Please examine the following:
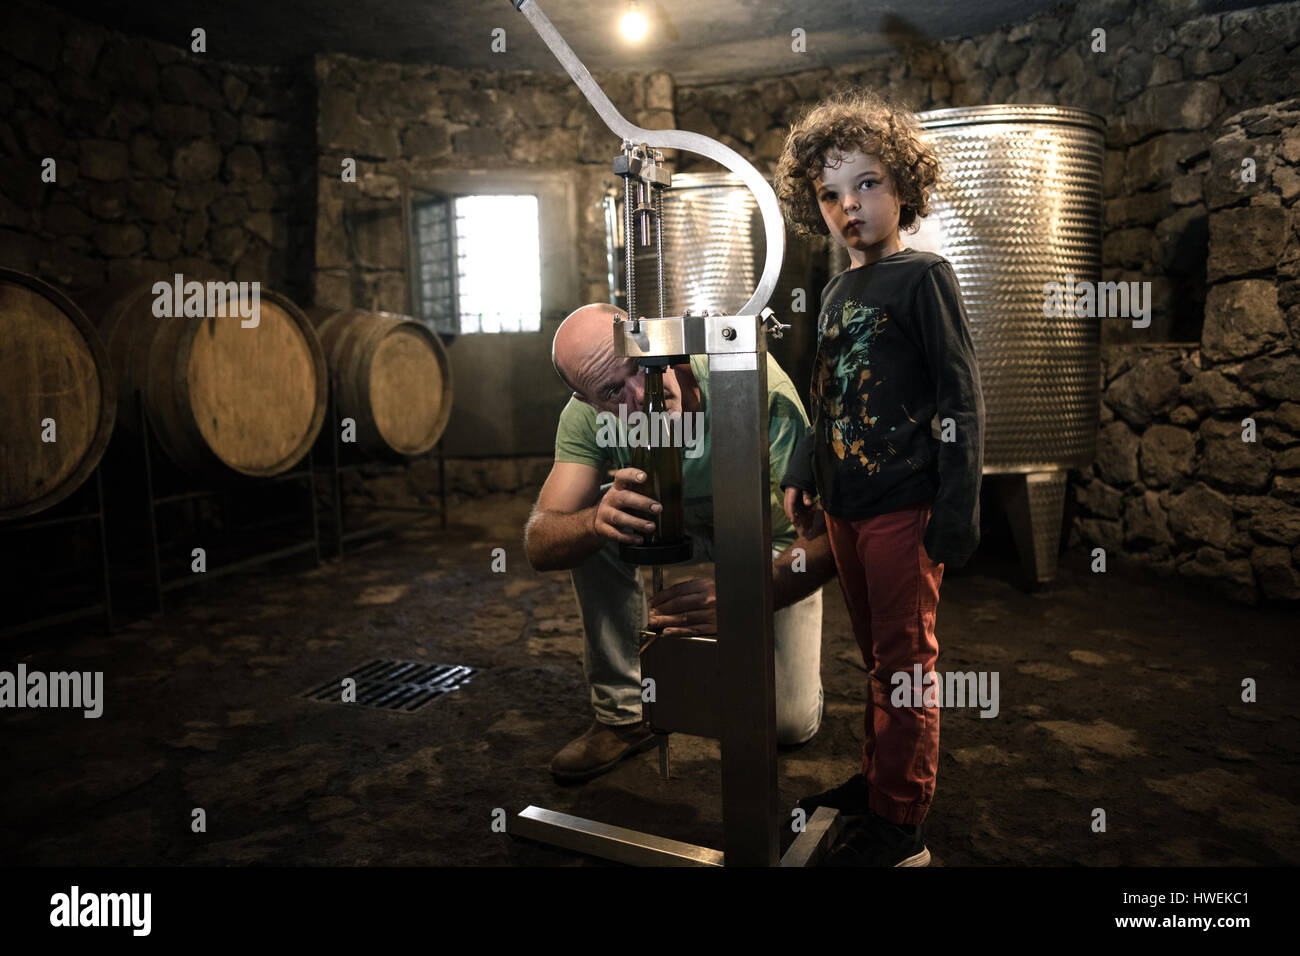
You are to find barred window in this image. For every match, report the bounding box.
[411,192,542,334]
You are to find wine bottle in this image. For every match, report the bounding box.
[630,366,684,546]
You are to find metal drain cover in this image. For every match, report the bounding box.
[303,659,476,712]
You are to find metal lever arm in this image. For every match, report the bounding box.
[506,0,785,318]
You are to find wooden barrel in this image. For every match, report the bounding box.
[81,278,327,478]
[1,269,116,519]
[309,308,453,459]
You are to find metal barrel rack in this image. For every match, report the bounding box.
[126,389,321,617]
[313,378,448,562]
[0,467,113,640]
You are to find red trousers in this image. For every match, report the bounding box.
[825,498,944,826]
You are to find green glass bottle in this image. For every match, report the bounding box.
[630,366,685,547]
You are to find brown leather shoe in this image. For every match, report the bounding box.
[549,719,657,781]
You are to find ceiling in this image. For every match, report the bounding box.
[41,0,1257,84]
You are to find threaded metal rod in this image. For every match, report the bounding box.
[653,184,665,320]
[624,173,637,320]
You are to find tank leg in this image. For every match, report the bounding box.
[997,471,1068,587]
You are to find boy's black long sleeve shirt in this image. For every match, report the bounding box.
[781,247,986,569]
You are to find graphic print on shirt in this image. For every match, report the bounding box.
[813,299,896,474]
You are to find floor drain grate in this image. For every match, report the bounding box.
[302,659,477,712]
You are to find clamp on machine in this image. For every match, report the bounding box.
[505,0,838,867]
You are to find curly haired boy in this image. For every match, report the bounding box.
[775,87,986,866]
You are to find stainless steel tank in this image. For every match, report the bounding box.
[604,170,817,396]
[605,171,761,316]
[911,105,1106,584]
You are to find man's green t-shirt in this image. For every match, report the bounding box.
[553,353,809,552]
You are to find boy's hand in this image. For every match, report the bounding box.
[784,486,821,538]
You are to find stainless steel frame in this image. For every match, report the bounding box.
[503,0,833,867]
[520,309,789,867]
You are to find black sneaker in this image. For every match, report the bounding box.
[795,772,871,817]
[824,811,931,867]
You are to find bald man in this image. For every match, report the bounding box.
[524,303,837,781]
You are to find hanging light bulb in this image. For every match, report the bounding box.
[620,1,649,43]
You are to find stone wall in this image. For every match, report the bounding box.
[1073,99,1300,604]
[338,456,554,513]
[675,0,1300,346]
[310,53,674,311]
[0,0,314,300]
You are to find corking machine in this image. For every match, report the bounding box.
[504,0,841,867]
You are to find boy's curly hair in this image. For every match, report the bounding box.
[774,87,940,239]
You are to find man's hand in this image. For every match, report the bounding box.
[648,578,717,636]
[783,485,824,538]
[593,467,662,545]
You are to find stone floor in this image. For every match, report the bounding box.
[2,491,1297,866]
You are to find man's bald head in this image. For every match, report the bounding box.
[552,303,627,396]
[552,303,697,417]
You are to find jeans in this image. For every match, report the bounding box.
[824,498,944,826]
[569,489,824,746]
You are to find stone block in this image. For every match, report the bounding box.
[1196,418,1273,493]
[1175,546,1257,604]
[1250,546,1300,600]
[1124,489,1174,547]
[1105,356,1181,426]
[224,144,263,183]
[1096,420,1140,485]
[1238,353,1300,403]
[172,139,222,181]
[78,139,129,181]
[1207,205,1288,282]
[1139,423,1195,487]
[92,222,146,257]
[1179,366,1255,414]
[161,64,224,109]
[1127,81,1219,133]
[1167,481,1234,547]
[1201,280,1287,361]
